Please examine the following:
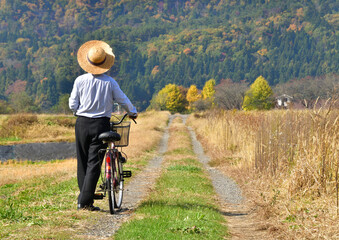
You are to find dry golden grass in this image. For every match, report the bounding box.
[0,111,170,187]
[24,124,75,143]
[122,111,170,172]
[0,159,77,186]
[0,115,7,125]
[125,110,169,158]
[0,114,76,144]
[188,107,339,239]
[0,111,170,146]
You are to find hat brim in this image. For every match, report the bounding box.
[77,40,115,74]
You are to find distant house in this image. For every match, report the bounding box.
[276,94,293,109]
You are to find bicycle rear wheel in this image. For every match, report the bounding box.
[105,152,115,214]
[107,177,115,214]
[111,151,124,209]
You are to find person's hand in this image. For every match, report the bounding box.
[129,113,138,119]
[129,113,138,123]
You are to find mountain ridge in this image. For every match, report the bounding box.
[0,0,338,111]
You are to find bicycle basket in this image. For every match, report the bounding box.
[111,121,131,147]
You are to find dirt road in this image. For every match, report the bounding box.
[81,114,270,239]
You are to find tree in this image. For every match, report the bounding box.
[186,85,201,110]
[56,93,72,114]
[215,79,248,110]
[273,74,339,108]
[0,100,14,114]
[9,92,39,113]
[202,79,216,103]
[148,84,186,113]
[242,76,274,110]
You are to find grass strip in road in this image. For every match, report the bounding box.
[115,116,229,240]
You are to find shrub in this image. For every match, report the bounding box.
[45,117,76,127]
[0,114,38,139]
[6,114,38,126]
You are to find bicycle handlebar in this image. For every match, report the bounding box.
[111,113,137,125]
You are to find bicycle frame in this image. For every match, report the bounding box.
[105,143,116,179]
[97,113,134,214]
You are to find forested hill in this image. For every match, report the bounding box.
[0,0,338,111]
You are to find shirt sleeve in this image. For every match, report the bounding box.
[69,79,80,114]
[111,80,137,116]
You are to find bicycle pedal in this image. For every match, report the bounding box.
[94,193,104,200]
[122,171,132,178]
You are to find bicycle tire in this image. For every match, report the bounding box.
[112,154,124,209]
[105,152,115,214]
[107,178,115,214]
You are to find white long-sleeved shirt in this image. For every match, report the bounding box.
[69,73,137,118]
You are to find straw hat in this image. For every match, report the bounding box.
[77,40,115,74]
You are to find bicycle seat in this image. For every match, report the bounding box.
[98,131,121,142]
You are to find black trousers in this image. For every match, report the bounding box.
[75,116,110,206]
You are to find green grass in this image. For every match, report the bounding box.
[115,118,229,239]
[0,172,82,239]
[115,156,229,239]
[0,136,21,143]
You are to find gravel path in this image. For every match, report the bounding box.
[81,115,174,239]
[181,114,244,205]
[81,114,267,239]
[182,115,271,240]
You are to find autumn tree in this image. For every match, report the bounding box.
[186,85,201,110]
[148,84,186,113]
[202,79,216,101]
[242,76,274,110]
[0,1,337,113]
[195,79,216,110]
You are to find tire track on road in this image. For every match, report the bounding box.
[82,115,174,239]
[182,114,272,240]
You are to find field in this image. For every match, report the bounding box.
[188,107,339,239]
[1,109,338,239]
[0,111,170,239]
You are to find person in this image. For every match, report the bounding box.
[69,40,137,211]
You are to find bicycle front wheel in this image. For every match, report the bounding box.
[112,153,124,209]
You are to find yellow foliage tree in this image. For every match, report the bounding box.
[186,85,201,110]
[242,75,274,110]
[151,84,186,113]
[202,79,216,103]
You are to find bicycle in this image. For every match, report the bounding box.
[96,113,135,214]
